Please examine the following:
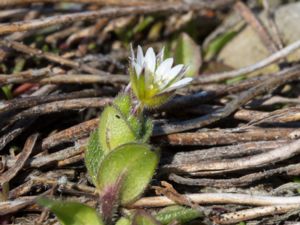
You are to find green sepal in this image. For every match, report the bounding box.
[142,92,173,109]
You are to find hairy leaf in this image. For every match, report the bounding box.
[156,205,203,225]
[98,105,138,153]
[85,129,104,185]
[38,198,104,225]
[97,143,159,205]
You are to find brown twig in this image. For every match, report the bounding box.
[195,40,300,83]
[0,196,37,216]
[170,140,289,164]
[131,193,300,208]
[156,128,297,146]
[241,106,300,129]
[0,3,210,35]
[5,140,86,168]
[214,204,300,224]
[155,65,300,135]
[0,40,105,74]
[30,175,95,194]
[234,0,278,53]
[0,67,51,86]
[0,119,35,152]
[0,0,160,7]
[0,8,28,19]
[0,134,38,184]
[164,137,300,175]
[169,162,300,188]
[41,118,98,150]
[160,73,281,113]
[9,180,34,199]
[2,97,111,129]
[262,0,284,49]
[38,74,129,85]
[0,89,114,115]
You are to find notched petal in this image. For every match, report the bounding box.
[134,62,143,78]
[156,58,174,80]
[163,77,193,92]
[137,45,144,66]
[145,47,156,73]
[168,64,184,81]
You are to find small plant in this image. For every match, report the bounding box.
[38,46,200,225]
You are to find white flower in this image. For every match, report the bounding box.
[129,45,193,107]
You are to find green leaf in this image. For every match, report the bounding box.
[113,94,142,140]
[98,93,153,153]
[13,57,26,73]
[132,210,162,225]
[172,32,202,77]
[1,85,13,100]
[85,129,104,185]
[86,94,153,186]
[97,143,159,205]
[155,205,203,225]
[37,198,104,225]
[204,30,237,61]
[113,94,132,117]
[98,105,138,153]
[148,22,163,41]
[133,16,155,34]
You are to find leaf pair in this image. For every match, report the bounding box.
[85,93,157,219]
[85,94,153,186]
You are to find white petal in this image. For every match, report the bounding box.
[168,64,184,80]
[159,64,184,89]
[137,45,144,66]
[156,47,165,64]
[144,67,152,88]
[162,77,193,92]
[144,47,156,73]
[130,44,135,61]
[156,58,173,81]
[134,62,143,77]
